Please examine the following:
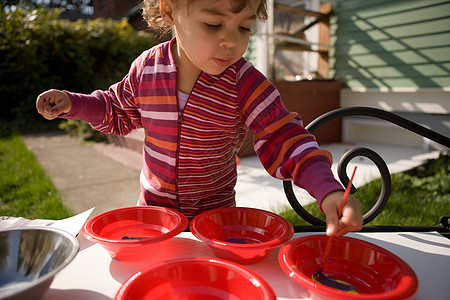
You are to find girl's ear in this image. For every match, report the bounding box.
[160,0,175,25]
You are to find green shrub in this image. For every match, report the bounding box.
[0,8,157,132]
[58,119,107,142]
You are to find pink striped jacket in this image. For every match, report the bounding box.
[64,39,343,219]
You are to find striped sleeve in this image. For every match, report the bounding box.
[91,51,149,135]
[63,50,151,136]
[236,60,344,206]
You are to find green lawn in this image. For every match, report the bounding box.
[278,152,450,227]
[0,133,73,219]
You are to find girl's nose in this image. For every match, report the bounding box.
[219,29,238,48]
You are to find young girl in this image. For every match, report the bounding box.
[36,0,362,236]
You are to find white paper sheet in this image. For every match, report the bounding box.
[0,207,95,236]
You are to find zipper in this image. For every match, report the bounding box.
[174,72,201,214]
[175,109,183,211]
[177,110,183,125]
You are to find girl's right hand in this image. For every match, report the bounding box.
[36,89,72,120]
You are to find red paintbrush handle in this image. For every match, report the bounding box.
[338,166,357,217]
[320,166,358,271]
[320,235,334,270]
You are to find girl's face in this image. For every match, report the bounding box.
[168,0,260,75]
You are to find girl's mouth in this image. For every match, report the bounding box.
[213,57,233,67]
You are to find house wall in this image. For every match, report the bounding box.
[328,0,449,149]
[329,0,450,89]
[93,0,136,19]
[92,0,148,31]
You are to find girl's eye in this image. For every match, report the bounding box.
[240,22,257,34]
[205,23,221,30]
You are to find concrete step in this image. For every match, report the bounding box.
[106,128,144,153]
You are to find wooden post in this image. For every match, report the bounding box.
[318,3,331,79]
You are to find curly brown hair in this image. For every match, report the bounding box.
[142,0,268,34]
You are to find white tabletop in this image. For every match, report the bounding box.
[42,231,450,300]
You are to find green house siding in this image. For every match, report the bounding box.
[329,0,450,89]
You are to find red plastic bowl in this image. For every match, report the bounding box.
[278,235,419,299]
[82,206,188,261]
[190,207,294,264]
[115,257,276,300]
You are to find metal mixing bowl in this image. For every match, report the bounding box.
[0,227,79,300]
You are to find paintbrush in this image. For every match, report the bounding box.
[312,166,358,293]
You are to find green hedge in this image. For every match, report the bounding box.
[0,8,157,128]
